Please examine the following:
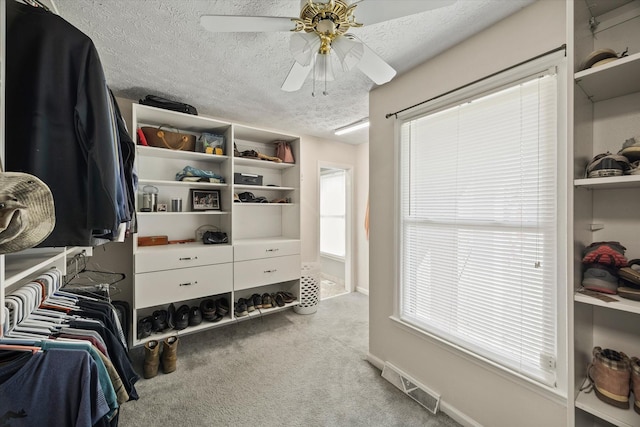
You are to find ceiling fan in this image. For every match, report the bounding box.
[200,0,456,95]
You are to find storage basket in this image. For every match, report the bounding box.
[294,262,320,315]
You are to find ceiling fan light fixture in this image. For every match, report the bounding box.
[334,118,369,135]
[332,34,364,71]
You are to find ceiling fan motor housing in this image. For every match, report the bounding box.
[294,0,362,54]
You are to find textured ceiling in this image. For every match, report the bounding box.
[54,0,535,145]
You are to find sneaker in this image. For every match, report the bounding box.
[631,358,640,415]
[627,160,640,175]
[585,152,630,178]
[582,241,628,268]
[582,265,619,294]
[252,293,263,310]
[174,305,190,330]
[137,316,153,339]
[189,306,202,326]
[245,296,255,312]
[587,347,630,409]
[234,299,248,317]
[200,299,217,321]
[618,266,640,286]
[261,293,273,309]
[618,136,640,162]
[216,297,230,317]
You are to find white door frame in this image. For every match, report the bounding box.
[318,161,353,293]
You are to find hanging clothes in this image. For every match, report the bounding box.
[5,0,126,246]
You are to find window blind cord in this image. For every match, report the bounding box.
[384,44,566,120]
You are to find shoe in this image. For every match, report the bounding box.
[246,296,255,312]
[252,294,262,309]
[582,241,628,268]
[585,153,630,178]
[618,136,640,162]
[216,297,229,317]
[587,347,630,409]
[234,299,248,317]
[152,309,168,332]
[279,291,295,303]
[174,305,190,330]
[143,340,161,379]
[161,336,179,374]
[627,160,640,175]
[272,292,285,307]
[262,293,273,309]
[618,266,640,286]
[200,299,217,321]
[631,357,640,415]
[167,303,176,329]
[137,316,153,339]
[618,286,640,301]
[189,306,203,326]
[582,265,619,294]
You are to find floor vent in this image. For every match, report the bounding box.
[381,362,441,414]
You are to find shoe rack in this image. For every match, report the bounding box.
[570,0,640,425]
[131,104,301,347]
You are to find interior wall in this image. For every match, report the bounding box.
[368,1,567,427]
[356,142,369,293]
[320,255,345,284]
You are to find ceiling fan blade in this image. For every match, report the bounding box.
[200,15,296,32]
[333,35,364,72]
[353,0,456,25]
[357,43,396,85]
[281,61,312,92]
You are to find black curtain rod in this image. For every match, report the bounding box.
[385,44,567,119]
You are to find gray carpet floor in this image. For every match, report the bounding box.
[121,293,461,427]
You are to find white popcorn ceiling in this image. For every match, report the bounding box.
[54,0,535,145]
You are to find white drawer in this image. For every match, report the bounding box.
[135,263,232,308]
[135,244,233,273]
[234,239,300,262]
[234,255,301,291]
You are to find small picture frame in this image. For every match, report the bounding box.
[156,203,168,212]
[190,189,221,211]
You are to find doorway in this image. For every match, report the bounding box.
[318,163,352,300]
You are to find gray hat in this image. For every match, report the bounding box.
[0,172,55,254]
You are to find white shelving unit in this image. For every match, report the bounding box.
[570,0,640,425]
[130,104,301,347]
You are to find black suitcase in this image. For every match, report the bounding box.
[139,95,198,115]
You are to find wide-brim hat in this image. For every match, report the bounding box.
[580,48,618,71]
[0,172,55,254]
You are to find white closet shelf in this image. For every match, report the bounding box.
[136,145,229,162]
[574,175,640,189]
[233,184,295,191]
[138,179,227,189]
[3,247,88,289]
[574,52,640,102]
[135,241,231,254]
[233,203,294,207]
[234,157,296,169]
[137,211,229,216]
[574,292,640,315]
[234,237,300,246]
[235,300,299,321]
[576,387,638,427]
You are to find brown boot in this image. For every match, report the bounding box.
[161,336,179,374]
[143,340,161,379]
[589,347,630,409]
[632,357,640,415]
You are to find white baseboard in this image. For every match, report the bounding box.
[366,352,384,370]
[356,286,369,296]
[439,401,484,427]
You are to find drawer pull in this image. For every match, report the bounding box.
[266,248,279,252]
[179,281,197,287]
[179,256,198,261]
[263,269,277,273]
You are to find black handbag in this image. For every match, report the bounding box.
[203,230,228,244]
[139,95,198,115]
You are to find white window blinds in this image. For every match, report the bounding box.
[399,68,559,386]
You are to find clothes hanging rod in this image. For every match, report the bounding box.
[385,44,566,119]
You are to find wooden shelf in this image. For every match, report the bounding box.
[576,385,638,427]
[233,184,295,191]
[136,145,229,162]
[574,52,640,102]
[574,175,640,189]
[234,157,296,169]
[575,292,640,315]
[138,179,227,188]
[137,211,229,216]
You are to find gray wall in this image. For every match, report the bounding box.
[368,1,567,426]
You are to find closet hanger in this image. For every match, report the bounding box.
[18,0,50,12]
[64,253,124,300]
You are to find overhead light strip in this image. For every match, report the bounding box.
[334,118,369,135]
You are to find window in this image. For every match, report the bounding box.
[320,169,346,258]
[398,54,565,387]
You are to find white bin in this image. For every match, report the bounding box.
[294,262,320,314]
